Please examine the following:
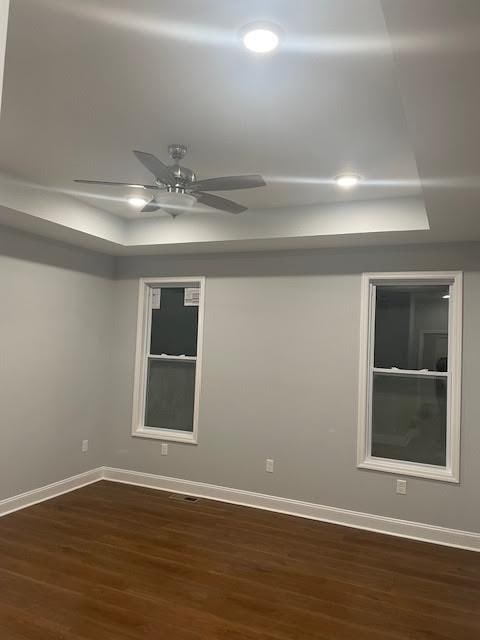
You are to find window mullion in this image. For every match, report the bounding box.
[373,367,448,378]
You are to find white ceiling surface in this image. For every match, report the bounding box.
[0,0,478,254]
[381,0,480,246]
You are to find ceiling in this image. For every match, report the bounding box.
[0,0,479,254]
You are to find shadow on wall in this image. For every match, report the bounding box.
[0,224,114,277]
[116,241,480,279]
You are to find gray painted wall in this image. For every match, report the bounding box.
[0,226,114,499]
[0,0,8,116]
[109,243,480,534]
[1,226,479,536]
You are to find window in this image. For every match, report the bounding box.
[357,272,462,482]
[132,277,205,443]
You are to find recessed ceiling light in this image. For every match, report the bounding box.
[242,23,281,53]
[335,173,361,190]
[127,196,148,208]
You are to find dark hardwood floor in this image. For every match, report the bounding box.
[0,481,478,639]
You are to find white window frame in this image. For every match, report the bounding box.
[357,272,463,483]
[131,276,206,444]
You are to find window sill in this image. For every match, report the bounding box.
[148,354,197,362]
[132,427,198,445]
[358,457,459,483]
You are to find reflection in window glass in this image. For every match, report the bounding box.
[372,373,447,466]
[374,285,449,371]
[145,359,196,431]
[150,288,198,357]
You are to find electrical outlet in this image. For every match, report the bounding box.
[81,440,89,453]
[396,479,407,495]
[161,443,168,456]
[266,458,274,473]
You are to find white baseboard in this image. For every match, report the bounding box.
[1,466,478,552]
[103,467,480,552]
[0,467,104,518]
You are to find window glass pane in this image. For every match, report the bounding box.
[371,372,447,466]
[374,285,449,371]
[145,359,195,431]
[150,288,198,356]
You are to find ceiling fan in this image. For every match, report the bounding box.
[74,144,266,217]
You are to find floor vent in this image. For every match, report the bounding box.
[169,493,200,503]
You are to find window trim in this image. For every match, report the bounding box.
[357,271,463,483]
[131,276,206,444]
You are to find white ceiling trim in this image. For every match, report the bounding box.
[0,170,428,255]
[0,171,126,244]
[126,196,429,248]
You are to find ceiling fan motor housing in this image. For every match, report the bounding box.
[160,165,196,190]
[168,144,188,162]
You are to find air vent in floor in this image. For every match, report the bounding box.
[169,493,200,503]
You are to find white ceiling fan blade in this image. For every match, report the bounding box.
[133,150,176,184]
[141,199,163,213]
[194,191,247,214]
[193,175,265,192]
[74,179,159,189]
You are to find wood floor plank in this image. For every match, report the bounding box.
[0,481,478,639]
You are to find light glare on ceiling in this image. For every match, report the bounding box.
[243,26,280,53]
[335,173,361,189]
[128,196,148,208]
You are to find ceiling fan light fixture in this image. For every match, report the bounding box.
[127,196,149,208]
[334,173,361,190]
[242,23,281,53]
[159,192,197,216]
